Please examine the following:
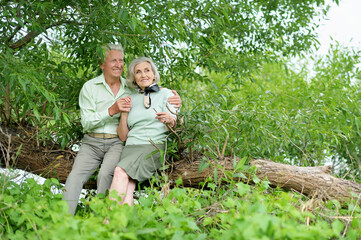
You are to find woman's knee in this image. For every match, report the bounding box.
[113,167,129,180]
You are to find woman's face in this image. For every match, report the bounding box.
[134,61,155,90]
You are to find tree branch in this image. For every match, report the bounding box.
[8,20,81,50]
[5,25,22,45]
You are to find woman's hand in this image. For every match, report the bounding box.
[155,112,176,127]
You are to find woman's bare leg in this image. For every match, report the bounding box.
[122,179,136,205]
[109,167,130,204]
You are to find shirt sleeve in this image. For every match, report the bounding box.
[79,83,112,132]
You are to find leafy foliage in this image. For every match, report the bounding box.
[173,44,361,179]
[1,0,333,147]
[1,168,361,239]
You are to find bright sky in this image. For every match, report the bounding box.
[316,0,361,55]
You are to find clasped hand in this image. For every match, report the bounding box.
[118,96,132,112]
[109,96,132,116]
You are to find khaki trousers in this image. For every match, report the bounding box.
[63,134,123,215]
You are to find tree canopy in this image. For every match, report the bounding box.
[1,0,333,145]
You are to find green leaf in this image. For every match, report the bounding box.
[203,217,213,226]
[51,178,60,185]
[234,156,247,172]
[131,17,137,31]
[198,156,210,173]
[32,107,41,121]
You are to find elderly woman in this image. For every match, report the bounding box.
[109,57,177,205]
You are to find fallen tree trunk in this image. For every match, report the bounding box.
[251,159,361,204]
[165,156,361,204]
[1,125,361,204]
[0,126,74,182]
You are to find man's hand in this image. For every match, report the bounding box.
[168,90,182,108]
[108,96,132,117]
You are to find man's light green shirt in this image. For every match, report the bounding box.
[79,74,133,134]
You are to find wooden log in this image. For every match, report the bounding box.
[250,159,361,204]
[167,157,361,204]
[0,126,86,187]
[1,126,361,204]
[166,154,235,187]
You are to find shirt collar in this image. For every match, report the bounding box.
[94,74,126,88]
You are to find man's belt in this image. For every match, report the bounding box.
[87,133,118,139]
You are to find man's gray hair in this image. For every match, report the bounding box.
[126,57,160,89]
[102,43,124,54]
[99,44,124,63]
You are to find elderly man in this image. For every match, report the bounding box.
[63,44,181,215]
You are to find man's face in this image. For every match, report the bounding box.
[100,50,124,79]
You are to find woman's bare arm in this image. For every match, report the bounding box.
[117,112,129,142]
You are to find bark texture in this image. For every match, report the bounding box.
[166,153,235,186]
[0,125,76,185]
[250,159,361,203]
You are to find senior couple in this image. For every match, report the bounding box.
[63,44,181,215]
